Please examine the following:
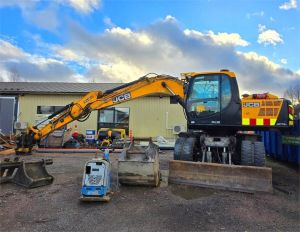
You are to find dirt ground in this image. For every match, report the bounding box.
[0,151,299,232]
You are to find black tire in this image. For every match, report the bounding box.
[174,137,185,160]
[181,137,196,161]
[254,141,266,167]
[241,140,254,166]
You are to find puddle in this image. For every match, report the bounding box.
[170,184,217,200]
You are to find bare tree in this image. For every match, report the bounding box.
[9,67,21,82]
[284,84,300,105]
[90,77,96,83]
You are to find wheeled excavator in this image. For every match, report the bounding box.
[14,70,294,192]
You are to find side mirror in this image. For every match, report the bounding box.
[170,96,179,104]
[184,82,189,95]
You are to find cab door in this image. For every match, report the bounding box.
[186,74,221,125]
[186,73,241,128]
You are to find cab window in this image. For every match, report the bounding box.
[221,75,232,109]
[187,75,220,116]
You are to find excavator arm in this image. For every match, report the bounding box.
[16,74,185,153]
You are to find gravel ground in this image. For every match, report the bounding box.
[0,151,299,232]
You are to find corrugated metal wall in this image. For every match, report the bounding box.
[121,96,186,138]
[18,94,186,138]
[18,94,96,135]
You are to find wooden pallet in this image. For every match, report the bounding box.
[0,149,15,156]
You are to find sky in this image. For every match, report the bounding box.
[0,0,299,96]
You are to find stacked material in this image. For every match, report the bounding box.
[39,129,71,148]
[0,131,15,156]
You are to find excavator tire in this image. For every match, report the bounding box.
[254,141,266,167]
[181,137,196,161]
[174,137,185,160]
[241,140,254,166]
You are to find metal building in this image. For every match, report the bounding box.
[0,82,186,138]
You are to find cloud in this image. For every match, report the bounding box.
[103,17,116,28]
[63,0,101,14]
[0,0,101,32]
[257,25,283,46]
[87,60,145,83]
[1,16,299,97]
[22,4,59,32]
[0,0,35,8]
[280,58,288,64]
[62,17,298,95]
[258,24,266,32]
[279,0,298,10]
[164,15,177,22]
[184,29,250,47]
[0,1,59,32]
[0,39,76,82]
[0,40,27,60]
[105,27,153,46]
[246,11,264,19]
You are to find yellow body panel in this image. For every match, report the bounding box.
[241,95,283,126]
[181,70,236,79]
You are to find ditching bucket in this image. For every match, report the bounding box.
[118,138,160,187]
[0,158,54,188]
[169,160,272,193]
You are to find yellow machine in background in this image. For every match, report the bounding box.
[241,93,294,126]
[97,128,126,148]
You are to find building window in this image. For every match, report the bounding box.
[98,107,130,134]
[37,106,64,114]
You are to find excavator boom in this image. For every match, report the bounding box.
[25,74,184,143]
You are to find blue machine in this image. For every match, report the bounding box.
[80,150,112,202]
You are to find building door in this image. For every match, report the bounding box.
[0,97,16,134]
[98,107,130,134]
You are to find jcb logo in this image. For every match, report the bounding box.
[113,92,131,103]
[243,102,260,108]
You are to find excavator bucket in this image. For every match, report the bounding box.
[169,160,272,193]
[0,158,54,188]
[118,138,160,187]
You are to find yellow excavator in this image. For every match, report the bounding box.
[15,70,294,192]
[97,128,126,148]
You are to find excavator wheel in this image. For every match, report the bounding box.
[254,141,266,167]
[181,137,196,161]
[241,140,254,166]
[174,137,185,160]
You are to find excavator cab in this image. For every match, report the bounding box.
[183,71,241,134]
[183,70,293,134]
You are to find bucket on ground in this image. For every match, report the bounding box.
[118,138,160,187]
[0,158,54,188]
